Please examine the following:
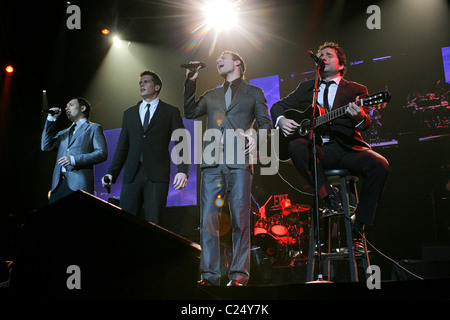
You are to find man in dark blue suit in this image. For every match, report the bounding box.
[102,71,188,225]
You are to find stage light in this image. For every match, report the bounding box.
[113,35,121,45]
[203,0,238,32]
[5,65,13,73]
[101,28,110,35]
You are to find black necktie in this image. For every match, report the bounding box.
[143,103,150,131]
[68,123,76,142]
[323,81,334,111]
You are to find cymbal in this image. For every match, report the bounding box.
[283,204,311,214]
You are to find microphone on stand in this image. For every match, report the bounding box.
[180,62,206,69]
[308,50,325,68]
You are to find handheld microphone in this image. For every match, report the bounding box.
[180,62,206,69]
[42,109,60,116]
[103,176,111,194]
[308,50,325,68]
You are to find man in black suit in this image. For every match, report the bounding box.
[271,42,390,241]
[102,70,188,224]
[184,51,272,286]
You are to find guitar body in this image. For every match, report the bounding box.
[276,105,327,161]
[275,90,391,161]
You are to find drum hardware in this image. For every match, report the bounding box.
[282,204,311,214]
[253,202,312,266]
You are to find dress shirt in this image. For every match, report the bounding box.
[139,98,159,128]
[318,76,341,111]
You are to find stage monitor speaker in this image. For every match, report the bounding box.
[10,191,203,299]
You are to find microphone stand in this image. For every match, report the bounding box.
[308,59,327,282]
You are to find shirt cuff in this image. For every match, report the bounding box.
[275,115,285,128]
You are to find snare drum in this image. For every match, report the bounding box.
[254,219,269,235]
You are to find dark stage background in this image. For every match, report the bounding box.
[1,0,450,284]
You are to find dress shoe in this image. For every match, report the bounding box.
[353,237,366,253]
[227,280,245,287]
[321,189,343,217]
[197,279,215,286]
[351,218,366,253]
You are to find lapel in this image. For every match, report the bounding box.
[67,121,89,147]
[145,100,163,132]
[225,81,248,114]
[217,86,227,112]
[131,102,145,132]
[331,78,350,111]
[135,100,164,133]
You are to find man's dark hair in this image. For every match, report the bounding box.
[140,70,162,92]
[317,41,347,76]
[74,97,91,119]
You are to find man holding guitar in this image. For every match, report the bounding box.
[271,42,390,243]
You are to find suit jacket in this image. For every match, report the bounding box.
[183,79,272,172]
[41,119,108,193]
[270,78,372,151]
[107,100,188,184]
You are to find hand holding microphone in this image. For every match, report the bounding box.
[102,174,113,194]
[42,107,62,117]
[182,61,205,81]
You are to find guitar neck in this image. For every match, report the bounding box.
[315,100,362,126]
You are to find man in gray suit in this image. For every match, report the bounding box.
[184,51,272,286]
[41,98,108,204]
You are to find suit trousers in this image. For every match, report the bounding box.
[199,164,253,285]
[288,138,390,226]
[49,174,75,204]
[119,162,169,224]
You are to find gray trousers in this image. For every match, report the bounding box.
[199,164,253,285]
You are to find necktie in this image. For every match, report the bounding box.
[225,84,232,109]
[143,103,150,131]
[68,123,76,143]
[323,81,334,111]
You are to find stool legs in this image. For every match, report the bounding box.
[340,175,358,282]
[306,174,371,282]
[306,212,316,282]
[349,177,372,280]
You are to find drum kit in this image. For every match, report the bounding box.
[252,201,312,266]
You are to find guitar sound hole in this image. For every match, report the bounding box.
[299,119,310,136]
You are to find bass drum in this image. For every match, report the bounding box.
[252,233,287,266]
[269,214,289,237]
